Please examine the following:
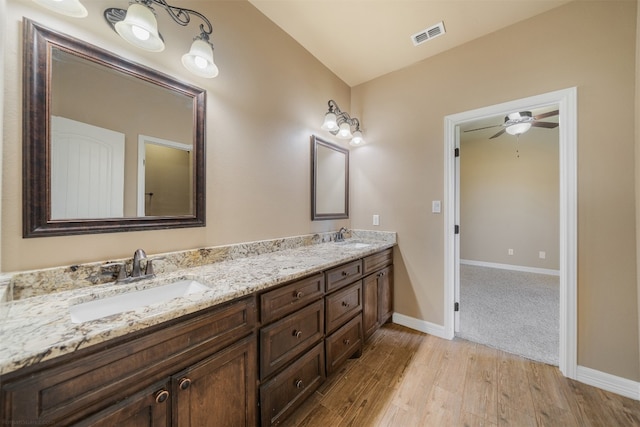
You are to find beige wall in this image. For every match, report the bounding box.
[351,1,639,381]
[3,0,350,271]
[460,130,560,269]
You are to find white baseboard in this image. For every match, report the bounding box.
[393,313,640,401]
[461,259,560,276]
[576,365,640,400]
[392,313,449,339]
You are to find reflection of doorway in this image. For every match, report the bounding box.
[137,135,192,216]
[443,87,577,379]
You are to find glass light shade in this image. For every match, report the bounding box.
[182,39,219,78]
[32,0,88,17]
[114,3,165,52]
[337,122,353,139]
[321,112,338,131]
[505,122,532,136]
[350,130,365,146]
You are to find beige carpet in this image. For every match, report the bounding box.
[456,264,559,365]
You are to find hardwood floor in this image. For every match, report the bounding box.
[280,323,640,427]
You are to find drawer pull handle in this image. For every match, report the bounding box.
[293,330,303,338]
[179,378,192,390]
[294,291,304,299]
[341,271,348,276]
[342,301,350,308]
[155,390,169,404]
[295,379,304,389]
[343,339,351,345]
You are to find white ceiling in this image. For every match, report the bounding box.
[249,0,571,87]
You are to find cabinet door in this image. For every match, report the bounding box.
[362,273,379,341]
[377,266,394,325]
[173,334,257,427]
[72,381,170,427]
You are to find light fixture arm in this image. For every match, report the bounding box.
[146,0,213,37]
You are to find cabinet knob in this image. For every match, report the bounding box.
[341,271,348,276]
[341,301,350,308]
[294,291,304,300]
[295,379,304,389]
[292,330,303,339]
[155,389,169,404]
[343,339,351,346]
[179,378,192,390]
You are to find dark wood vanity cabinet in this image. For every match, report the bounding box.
[0,296,257,427]
[362,249,394,340]
[258,273,326,427]
[324,260,364,377]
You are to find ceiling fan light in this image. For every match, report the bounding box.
[114,3,165,52]
[32,0,88,17]
[506,122,532,136]
[321,112,338,131]
[182,38,219,78]
[337,122,353,139]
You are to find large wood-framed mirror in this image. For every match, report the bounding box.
[311,135,349,220]
[23,19,206,237]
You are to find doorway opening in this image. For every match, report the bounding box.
[456,106,560,365]
[443,88,577,379]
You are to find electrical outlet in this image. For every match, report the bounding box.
[508,248,514,255]
[373,214,380,226]
[539,251,546,259]
[432,200,441,213]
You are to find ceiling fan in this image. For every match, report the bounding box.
[465,110,559,139]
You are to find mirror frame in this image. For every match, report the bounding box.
[311,135,349,220]
[23,19,206,238]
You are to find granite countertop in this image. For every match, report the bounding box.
[0,237,394,376]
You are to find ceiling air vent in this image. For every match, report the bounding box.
[411,21,446,46]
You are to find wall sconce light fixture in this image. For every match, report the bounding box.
[105,0,218,78]
[321,100,365,146]
[32,0,219,78]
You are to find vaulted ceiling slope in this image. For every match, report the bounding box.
[249,0,571,86]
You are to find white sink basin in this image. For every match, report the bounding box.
[70,279,208,324]
[337,241,371,249]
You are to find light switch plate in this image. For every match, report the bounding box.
[432,200,441,213]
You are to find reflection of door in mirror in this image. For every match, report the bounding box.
[137,135,193,217]
[316,144,346,214]
[51,116,125,219]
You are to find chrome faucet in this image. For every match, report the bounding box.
[131,248,147,278]
[336,227,347,242]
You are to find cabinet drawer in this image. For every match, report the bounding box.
[363,248,393,275]
[325,259,362,293]
[325,281,362,334]
[260,342,325,427]
[325,314,363,375]
[260,300,324,380]
[260,273,324,324]
[0,296,257,426]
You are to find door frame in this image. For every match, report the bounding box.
[443,87,577,379]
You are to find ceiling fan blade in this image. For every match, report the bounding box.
[463,124,502,133]
[531,121,559,129]
[489,129,506,139]
[534,110,559,120]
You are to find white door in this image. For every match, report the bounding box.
[51,116,125,219]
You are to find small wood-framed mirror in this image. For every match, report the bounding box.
[23,19,206,237]
[311,135,349,220]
